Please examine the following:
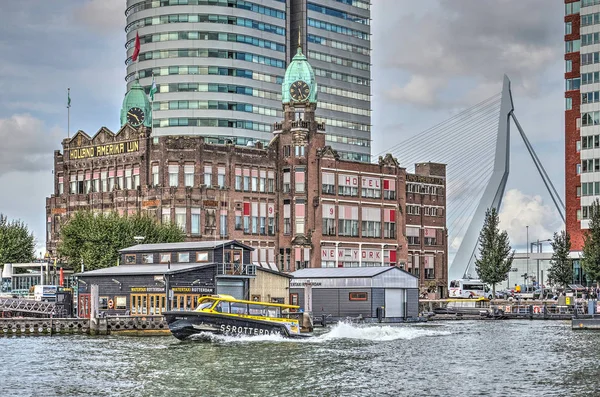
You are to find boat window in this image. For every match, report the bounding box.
[197,299,215,310]
[265,307,280,318]
[248,304,268,316]
[230,302,248,315]
[215,301,230,313]
[449,280,459,288]
[463,284,484,291]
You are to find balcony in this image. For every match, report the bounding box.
[217,263,256,277]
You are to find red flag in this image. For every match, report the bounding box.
[132,32,141,62]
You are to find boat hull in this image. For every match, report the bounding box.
[163,311,309,340]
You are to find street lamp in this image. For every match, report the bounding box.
[531,238,552,287]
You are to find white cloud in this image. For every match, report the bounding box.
[0,114,62,176]
[72,0,125,35]
[499,189,563,247]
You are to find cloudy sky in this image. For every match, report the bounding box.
[0,0,564,256]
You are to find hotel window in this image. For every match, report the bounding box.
[282,169,291,193]
[407,227,420,245]
[175,208,187,231]
[251,169,258,192]
[283,145,291,157]
[133,167,140,189]
[252,202,259,233]
[565,39,580,53]
[235,167,242,190]
[235,209,242,230]
[204,165,212,186]
[407,205,420,215]
[218,166,226,188]
[184,164,195,187]
[338,174,358,196]
[283,201,291,235]
[322,204,336,235]
[267,171,275,193]
[338,205,359,237]
[58,175,64,195]
[85,171,92,193]
[268,202,275,235]
[295,167,306,193]
[566,59,572,73]
[70,174,77,194]
[243,168,250,191]
[259,170,266,192]
[160,253,171,263]
[107,170,114,191]
[295,145,305,157]
[243,202,251,233]
[191,208,201,235]
[384,209,396,238]
[424,256,435,279]
[169,164,179,187]
[116,168,124,190]
[295,201,306,234]
[259,203,267,235]
[220,209,228,237]
[566,21,572,35]
[178,252,190,263]
[383,179,396,200]
[125,167,133,190]
[361,177,381,198]
[322,172,335,194]
[152,164,159,186]
[424,228,437,245]
[197,252,209,262]
[361,207,381,238]
[142,253,154,264]
[92,172,100,192]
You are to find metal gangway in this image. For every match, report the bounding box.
[0,297,62,317]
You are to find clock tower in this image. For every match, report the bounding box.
[120,79,152,129]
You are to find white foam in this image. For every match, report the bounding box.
[313,322,452,342]
[186,323,452,344]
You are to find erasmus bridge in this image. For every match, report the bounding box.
[373,76,565,282]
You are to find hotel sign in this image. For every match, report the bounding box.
[406,174,443,185]
[69,141,140,160]
[321,248,384,261]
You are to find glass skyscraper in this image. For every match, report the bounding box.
[124,0,371,161]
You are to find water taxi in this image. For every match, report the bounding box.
[163,295,313,340]
[434,297,491,315]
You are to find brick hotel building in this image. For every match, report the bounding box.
[46,43,448,295]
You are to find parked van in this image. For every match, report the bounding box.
[513,284,535,300]
[33,285,57,302]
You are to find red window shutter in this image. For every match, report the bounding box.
[243,202,250,216]
[390,209,396,222]
[390,250,397,263]
[383,179,390,190]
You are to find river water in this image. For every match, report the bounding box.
[0,320,598,397]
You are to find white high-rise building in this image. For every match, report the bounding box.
[124,0,371,161]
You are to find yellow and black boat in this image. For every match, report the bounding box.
[163,295,313,340]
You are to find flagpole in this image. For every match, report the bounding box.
[67,88,71,138]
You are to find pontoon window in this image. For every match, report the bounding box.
[265,307,281,318]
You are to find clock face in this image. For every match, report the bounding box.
[289,80,310,102]
[127,107,145,126]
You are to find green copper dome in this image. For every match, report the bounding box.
[120,79,152,128]
[282,46,318,105]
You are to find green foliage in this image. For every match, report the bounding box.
[57,211,185,271]
[475,208,515,298]
[582,199,600,285]
[548,230,572,289]
[0,213,36,264]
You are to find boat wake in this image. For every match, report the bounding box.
[185,322,451,344]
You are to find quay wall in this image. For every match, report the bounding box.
[0,316,169,337]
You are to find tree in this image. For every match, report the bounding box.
[475,207,515,299]
[58,211,185,271]
[582,199,600,286]
[0,213,36,264]
[548,230,572,289]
